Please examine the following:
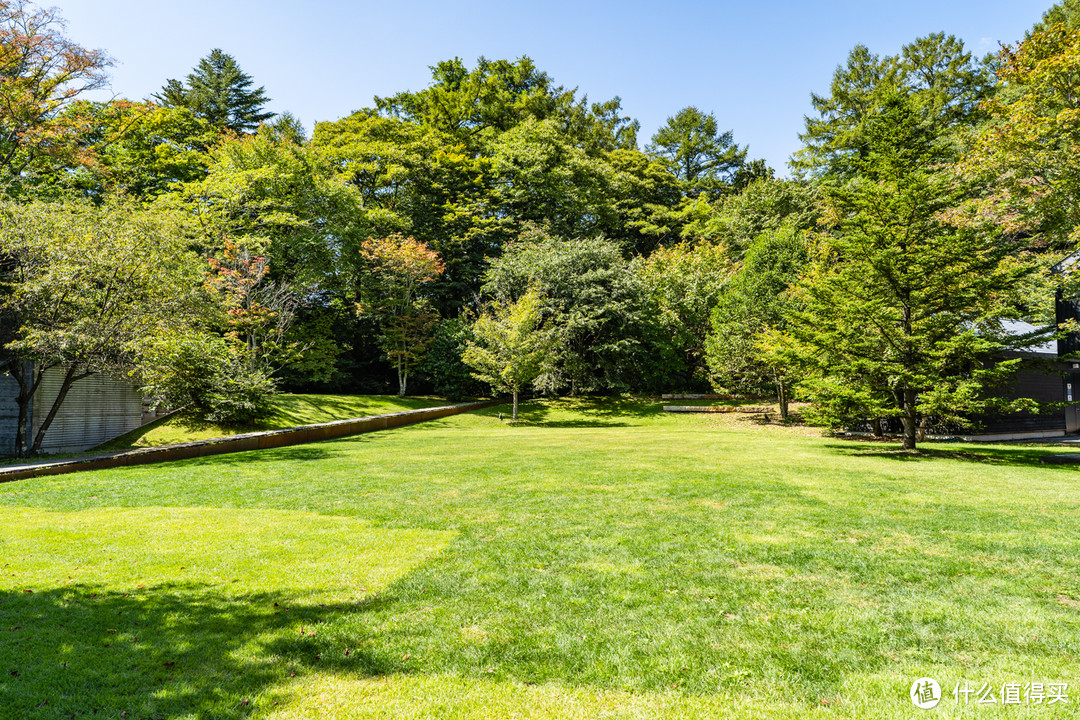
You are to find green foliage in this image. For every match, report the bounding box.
[634,241,734,387]
[62,101,218,200]
[174,122,365,293]
[1031,0,1080,34]
[0,199,202,455]
[312,112,493,312]
[682,177,819,258]
[964,21,1080,249]
[464,289,555,417]
[357,234,445,396]
[482,229,654,393]
[156,48,274,134]
[705,227,809,417]
[375,56,639,154]
[646,106,748,196]
[488,118,619,240]
[0,0,111,196]
[418,317,486,400]
[786,89,1046,448]
[794,33,992,178]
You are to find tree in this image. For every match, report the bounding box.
[681,177,819,259]
[375,56,639,154]
[156,49,274,134]
[705,227,808,420]
[481,228,652,394]
[793,34,992,178]
[646,107,747,196]
[356,234,445,396]
[464,288,554,419]
[0,0,111,194]
[634,241,734,387]
[785,89,1045,450]
[140,240,311,424]
[964,21,1080,249]
[0,200,201,456]
[175,122,365,291]
[60,100,218,200]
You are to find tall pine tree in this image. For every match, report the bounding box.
[156,49,274,134]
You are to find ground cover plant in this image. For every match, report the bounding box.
[1,398,1079,718]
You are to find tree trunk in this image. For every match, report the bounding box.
[10,360,44,459]
[397,367,407,397]
[512,389,519,420]
[775,376,789,423]
[30,363,89,456]
[10,362,30,459]
[901,387,918,450]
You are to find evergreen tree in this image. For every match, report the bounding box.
[787,89,1045,450]
[156,49,274,134]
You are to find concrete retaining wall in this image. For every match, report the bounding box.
[0,399,501,483]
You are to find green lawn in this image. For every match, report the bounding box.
[2,398,1079,718]
[97,393,452,450]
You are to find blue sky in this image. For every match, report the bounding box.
[56,0,1052,173]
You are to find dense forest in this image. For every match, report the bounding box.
[2,0,1080,453]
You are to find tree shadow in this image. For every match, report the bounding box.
[472,397,662,428]
[0,583,405,719]
[823,442,1074,468]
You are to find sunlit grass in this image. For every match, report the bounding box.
[0,506,453,719]
[2,397,1079,718]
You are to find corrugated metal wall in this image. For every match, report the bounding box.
[31,368,144,454]
[0,370,21,456]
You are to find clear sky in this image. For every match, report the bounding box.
[54,0,1053,173]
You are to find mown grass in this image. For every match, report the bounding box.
[2,397,1079,718]
[98,393,451,450]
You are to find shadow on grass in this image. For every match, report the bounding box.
[169,445,344,469]
[823,441,1073,468]
[0,584,404,719]
[473,397,663,428]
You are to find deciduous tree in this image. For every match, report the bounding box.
[705,227,808,420]
[0,200,200,456]
[356,234,445,396]
[0,0,111,194]
[464,288,554,419]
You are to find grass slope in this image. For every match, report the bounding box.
[99,393,450,450]
[1,397,1078,718]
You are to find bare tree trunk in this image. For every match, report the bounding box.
[901,387,918,450]
[872,419,884,438]
[775,375,789,423]
[30,363,90,456]
[512,389,519,420]
[9,360,45,458]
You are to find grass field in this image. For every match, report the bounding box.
[2,398,1079,718]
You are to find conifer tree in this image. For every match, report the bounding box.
[156,49,274,134]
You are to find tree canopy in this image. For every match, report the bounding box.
[157,48,274,134]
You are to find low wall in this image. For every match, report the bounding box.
[0,399,501,483]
